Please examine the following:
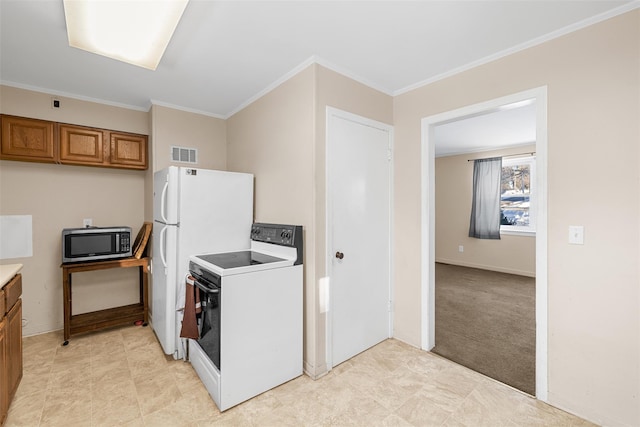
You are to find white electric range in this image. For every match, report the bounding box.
[187,223,303,411]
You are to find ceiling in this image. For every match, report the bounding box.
[0,1,636,120]
[434,101,537,157]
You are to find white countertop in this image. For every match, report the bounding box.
[0,264,23,288]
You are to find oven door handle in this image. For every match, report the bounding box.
[192,277,219,294]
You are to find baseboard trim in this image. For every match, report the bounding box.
[303,360,329,380]
[546,391,624,427]
[435,258,535,278]
[22,326,63,338]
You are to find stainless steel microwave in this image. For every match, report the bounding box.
[62,226,132,263]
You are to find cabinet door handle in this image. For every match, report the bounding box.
[335,251,344,260]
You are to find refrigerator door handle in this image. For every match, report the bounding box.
[160,179,170,224]
[160,225,168,273]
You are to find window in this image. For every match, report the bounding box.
[500,156,536,234]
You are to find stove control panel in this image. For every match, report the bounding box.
[251,223,303,265]
[250,223,296,246]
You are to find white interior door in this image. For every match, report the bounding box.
[327,108,392,368]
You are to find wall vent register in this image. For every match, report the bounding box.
[171,146,197,164]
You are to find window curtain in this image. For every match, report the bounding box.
[469,157,502,239]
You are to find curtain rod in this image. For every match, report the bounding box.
[467,152,535,162]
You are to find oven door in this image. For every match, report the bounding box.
[191,271,221,371]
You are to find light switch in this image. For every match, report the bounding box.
[568,226,584,245]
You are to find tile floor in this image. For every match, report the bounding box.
[6,325,594,426]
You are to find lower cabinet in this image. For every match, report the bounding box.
[7,299,22,401]
[0,317,7,426]
[1,274,22,426]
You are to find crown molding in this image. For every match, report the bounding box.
[0,80,148,112]
[395,1,640,96]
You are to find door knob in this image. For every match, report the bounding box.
[335,251,344,260]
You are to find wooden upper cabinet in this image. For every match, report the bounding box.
[59,124,105,165]
[0,114,147,170]
[60,125,148,169]
[0,115,56,163]
[109,132,147,170]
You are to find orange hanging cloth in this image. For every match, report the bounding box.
[180,275,201,339]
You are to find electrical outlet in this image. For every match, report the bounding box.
[458,245,464,253]
[568,226,584,245]
[83,218,92,228]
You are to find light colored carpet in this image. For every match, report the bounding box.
[433,262,536,395]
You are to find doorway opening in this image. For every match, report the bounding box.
[420,87,548,401]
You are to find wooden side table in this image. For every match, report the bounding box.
[61,257,149,345]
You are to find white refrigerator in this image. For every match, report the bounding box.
[152,166,253,358]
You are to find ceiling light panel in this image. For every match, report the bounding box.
[63,0,189,70]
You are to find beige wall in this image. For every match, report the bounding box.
[226,66,316,371]
[226,64,394,377]
[149,105,227,173]
[0,92,229,334]
[226,67,315,227]
[394,11,639,426]
[436,145,536,276]
[0,86,148,134]
[0,85,149,335]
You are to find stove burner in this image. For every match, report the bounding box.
[196,251,285,269]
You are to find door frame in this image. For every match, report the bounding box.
[420,87,549,401]
[325,106,394,370]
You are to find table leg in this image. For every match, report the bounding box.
[62,268,71,345]
[141,262,149,326]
